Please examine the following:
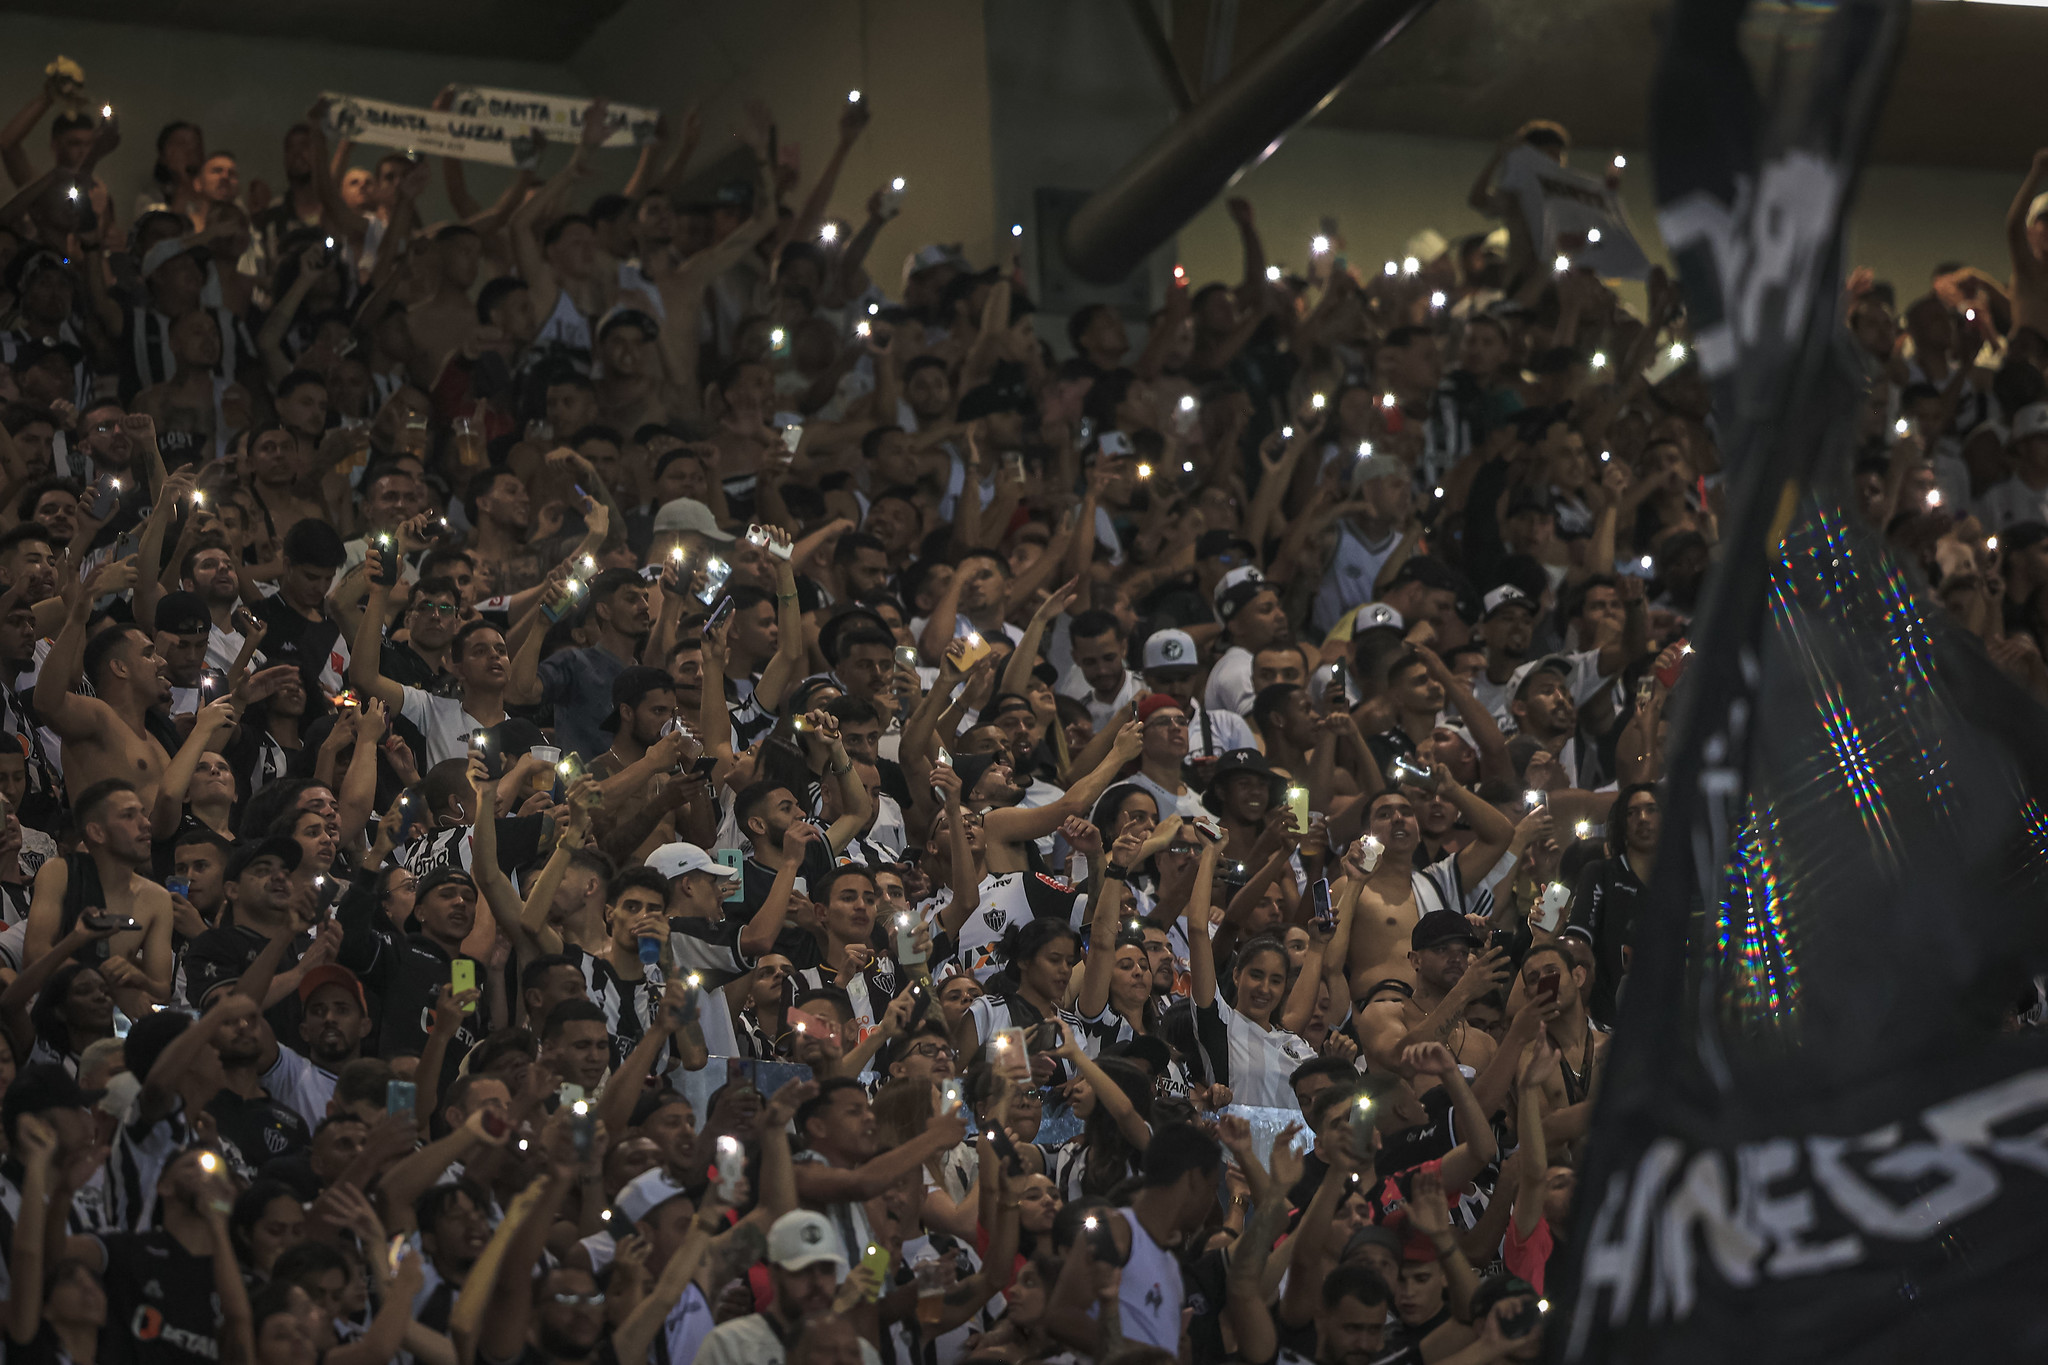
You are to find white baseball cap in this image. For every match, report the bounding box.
[1143,629,1198,671]
[615,1167,691,1224]
[1213,565,1269,621]
[768,1209,847,1271]
[651,498,735,541]
[2014,401,2048,442]
[1352,603,1404,634]
[1482,585,1535,619]
[647,842,740,882]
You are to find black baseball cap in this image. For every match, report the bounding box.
[227,836,302,882]
[154,591,211,636]
[1411,909,1483,953]
[1200,749,1286,816]
[1195,530,1257,564]
[417,867,477,901]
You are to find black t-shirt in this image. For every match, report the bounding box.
[182,923,309,1040]
[207,1088,311,1179]
[249,594,343,696]
[95,1229,222,1365]
[7,1321,97,1365]
[1568,854,1644,1027]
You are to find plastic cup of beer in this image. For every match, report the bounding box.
[914,1256,947,1324]
[453,415,487,468]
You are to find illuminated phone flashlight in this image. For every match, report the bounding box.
[848,90,861,103]
[1356,442,1373,459]
[867,302,879,315]
[855,320,871,337]
[579,554,596,574]
[192,490,205,505]
[1990,535,2001,552]
[1679,642,1695,656]
[572,1099,589,1116]
[1538,1299,1551,1313]
[198,1151,219,1173]
[1382,260,1397,277]
[1310,392,1327,410]
[1640,554,1654,571]
[1433,486,1444,499]
[1011,223,1023,238]
[1310,235,1330,256]
[1178,395,1196,414]
[557,759,575,777]
[795,1019,807,1034]
[1599,450,1611,463]
[1355,1094,1373,1115]
[109,479,120,492]
[1926,489,1943,508]
[686,973,701,988]
[1135,462,1153,480]
[891,177,905,192]
[566,579,585,596]
[1668,341,1687,363]
[1525,790,1545,808]
[1587,228,1603,244]
[1381,393,1396,409]
[1281,425,1294,440]
[518,1139,529,1151]
[314,875,327,891]
[1554,255,1570,274]
[1430,291,1446,309]
[101,104,112,119]
[1613,154,1627,169]
[1967,309,1978,322]
[1895,417,1910,436]
[819,223,838,243]
[992,1033,1010,1050]
[1265,265,1281,282]
[600,1208,612,1221]
[1083,1214,1099,1232]
[769,327,786,348]
[1402,256,1420,275]
[1173,264,1186,283]
[1181,461,1194,474]
[1591,352,1608,369]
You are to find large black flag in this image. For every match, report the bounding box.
[1552,1,2048,1361]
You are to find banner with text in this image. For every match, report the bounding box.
[445,85,660,148]
[1496,143,1651,280]
[321,92,546,169]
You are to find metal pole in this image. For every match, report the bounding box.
[1062,0,1437,285]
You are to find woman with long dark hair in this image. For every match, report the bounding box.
[1044,1024,1154,1199]
[949,917,1080,1066]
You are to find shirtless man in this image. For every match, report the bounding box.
[23,779,176,1013]
[1353,909,1508,1087]
[35,559,174,811]
[405,225,485,379]
[1511,940,1608,1161]
[1343,774,1515,990]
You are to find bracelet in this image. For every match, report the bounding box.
[776,592,797,602]
[1103,862,1130,882]
[830,759,853,775]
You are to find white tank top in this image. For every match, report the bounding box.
[1314,519,1399,633]
[1115,1207,1183,1351]
[533,287,592,352]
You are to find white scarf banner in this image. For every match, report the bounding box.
[321,93,548,169]
[1495,143,1652,280]
[445,85,661,148]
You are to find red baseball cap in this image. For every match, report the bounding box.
[297,963,367,1012]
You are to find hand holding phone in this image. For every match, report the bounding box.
[451,959,477,1010]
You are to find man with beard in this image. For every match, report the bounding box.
[24,779,177,1014]
[338,865,492,1087]
[253,964,371,1132]
[1355,911,1509,1084]
[1514,941,1608,1147]
[1061,608,1143,730]
[698,1210,883,1365]
[1468,585,1538,732]
[1567,782,1658,1026]
[463,467,545,598]
[509,569,656,760]
[179,539,251,672]
[1343,784,1515,991]
[590,665,679,781]
[1506,656,1607,789]
[36,561,176,811]
[206,963,316,1177]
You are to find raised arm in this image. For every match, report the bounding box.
[753,540,807,714]
[347,555,408,711]
[1185,836,1222,1008]
[984,721,1142,847]
[34,557,136,740]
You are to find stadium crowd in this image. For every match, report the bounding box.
[0,56,2016,1365]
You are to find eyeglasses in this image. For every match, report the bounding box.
[909,1042,955,1060]
[551,1292,606,1307]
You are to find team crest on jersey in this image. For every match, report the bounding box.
[983,907,1007,932]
